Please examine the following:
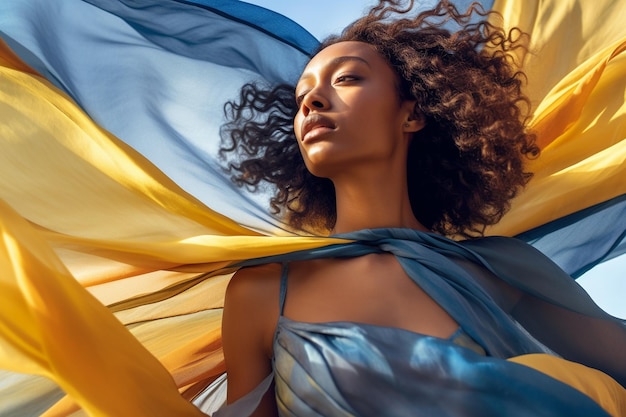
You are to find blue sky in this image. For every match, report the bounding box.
[243,0,625,318]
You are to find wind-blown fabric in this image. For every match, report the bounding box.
[215,229,624,417]
[0,0,625,416]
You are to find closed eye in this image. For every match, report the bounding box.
[334,74,360,84]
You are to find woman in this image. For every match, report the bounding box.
[0,0,625,416]
[217,1,626,416]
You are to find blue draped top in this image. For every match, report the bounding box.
[215,229,624,416]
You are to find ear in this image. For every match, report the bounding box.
[401,101,425,133]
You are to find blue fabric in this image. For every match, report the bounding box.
[518,194,626,278]
[223,228,620,416]
[0,0,316,233]
[0,0,623,274]
[235,229,617,352]
[272,319,609,417]
[0,1,624,414]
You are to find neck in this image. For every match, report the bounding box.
[330,167,428,235]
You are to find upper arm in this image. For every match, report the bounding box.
[221,264,281,416]
[512,293,626,387]
[463,237,626,386]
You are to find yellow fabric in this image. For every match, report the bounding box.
[509,354,626,417]
[0,39,347,416]
[0,199,205,417]
[0,0,625,415]
[488,0,626,235]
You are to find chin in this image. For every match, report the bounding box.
[302,154,333,178]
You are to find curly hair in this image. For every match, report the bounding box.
[219,0,539,237]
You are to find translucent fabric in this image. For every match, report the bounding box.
[216,229,625,417]
[0,0,625,415]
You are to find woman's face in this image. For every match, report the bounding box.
[294,41,419,178]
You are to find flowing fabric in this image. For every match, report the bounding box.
[0,0,625,416]
[214,229,624,417]
[487,0,626,276]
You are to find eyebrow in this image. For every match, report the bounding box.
[329,55,371,68]
[298,56,371,84]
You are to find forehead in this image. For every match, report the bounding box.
[300,41,389,78]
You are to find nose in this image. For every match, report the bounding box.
[300,88,329,116]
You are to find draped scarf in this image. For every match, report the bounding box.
[0,0,625,415]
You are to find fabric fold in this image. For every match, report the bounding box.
[0,0,624,415]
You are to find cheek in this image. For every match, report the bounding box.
[293,112,304,142]
[352,90,398,125]
[350,103,394,137]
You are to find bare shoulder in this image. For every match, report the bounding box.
[223,263,283,357]
[222,264,282,412]
[226,263,283,304]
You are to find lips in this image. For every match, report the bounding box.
[301,114,336,142]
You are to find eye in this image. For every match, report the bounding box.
[334,74,360,84]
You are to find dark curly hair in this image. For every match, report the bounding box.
[219,0,539,237]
